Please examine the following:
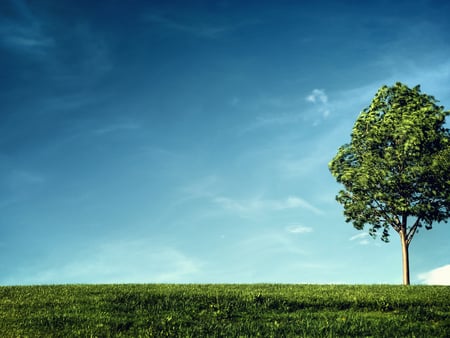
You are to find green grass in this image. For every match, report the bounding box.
[1,284,449,337]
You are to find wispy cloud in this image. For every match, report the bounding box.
[349,232,371,245]
[238,231,308,257]
[3,32,53,50]
[286,224,313,234]
[0,0,54,55]
[418,264,450,285]
[143,12,245,39]
[179,175,219,201]
[283,196,322,214]
[306,89,328,104]
[214,195,322,215]
[2,239,203,284]
[234,94,307,134]
[239,88,335,134]
[1,0,113,92]
[241,112,304,133]
[306,88,330,121]
[389,59,450,103]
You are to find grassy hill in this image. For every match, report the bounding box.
[1,284,449,337]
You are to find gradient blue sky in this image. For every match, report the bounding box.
[1,0,450,285]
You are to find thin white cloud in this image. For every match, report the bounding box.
[286,224,313,234]
[283,196,322,214]
[249,112,303,130]
[418,265,450,285]
[238,231,308,257]
[212,196,252,212]
[0,0,54,55]
[306,89,328,104]
[4,34,53,49]
[2,239,203,284]
[214,195,322,215]
[238,112,304,135]
[176,175,220,205]
[349,232,368,241]
[272,115,349,179]
[305,89,331,123]
[237,90,334,134]
[333,59,450,119]
[349,232,371,245]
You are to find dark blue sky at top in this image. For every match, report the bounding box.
[1,1,445,164]
[2,0,448,144]
[1,0,450,284]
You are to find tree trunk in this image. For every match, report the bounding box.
[399,230,410,285]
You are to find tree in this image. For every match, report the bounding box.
[329,82,450,285]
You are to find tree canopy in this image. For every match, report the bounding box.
[329,82,450,284]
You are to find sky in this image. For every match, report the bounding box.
[1,0,450,286]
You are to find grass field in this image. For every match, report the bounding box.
[1,284,449,337]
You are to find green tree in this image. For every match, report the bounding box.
[329,82,450,285]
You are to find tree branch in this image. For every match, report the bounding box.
[373,200,401,232]
[392,215,401,233]
[406,217,421,245]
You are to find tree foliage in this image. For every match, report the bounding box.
[329,82,450,244]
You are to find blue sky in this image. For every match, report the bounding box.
[1,0,450,285]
